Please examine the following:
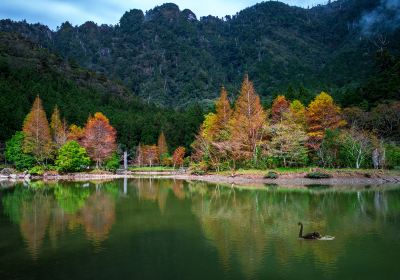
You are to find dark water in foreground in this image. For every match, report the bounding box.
[0,179,400,280]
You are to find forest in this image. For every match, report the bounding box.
[1,0,399,107]
[3,74,399,175]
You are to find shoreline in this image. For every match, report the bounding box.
[1,170,400,187]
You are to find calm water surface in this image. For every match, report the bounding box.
[0,178,400,280]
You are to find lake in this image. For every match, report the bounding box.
[1,178,400,280]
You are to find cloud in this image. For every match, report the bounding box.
[360,0,400,35]
[0,0,329,30]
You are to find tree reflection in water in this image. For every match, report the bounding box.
[1,178,399,279]
[2,182,118,258]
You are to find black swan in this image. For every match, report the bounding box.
[298,222,321,240]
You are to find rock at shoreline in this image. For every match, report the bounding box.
[0,168,16,176]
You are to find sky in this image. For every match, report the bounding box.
[0,0,330,30]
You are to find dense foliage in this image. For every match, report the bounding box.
[5,132,35,170]
[0,32,204,151]
[191,76,399,172]
[55,141,91,172]
[0,0,399,107]
[0,1,399,172]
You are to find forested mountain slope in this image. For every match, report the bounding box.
[0,32,204,148]
[1,0,399,107]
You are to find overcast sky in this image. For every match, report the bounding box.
[0,0,330,30]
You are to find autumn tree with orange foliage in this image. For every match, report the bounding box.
[82,112,117,168]
[172,146,186,168]
[306,92,346,150]
[50,106,68,149]
[271,95,290,124]
[229,75,267,162]
[68,124,85,144]
[214,87,232,135]
[192,87,233,171]
[22,96,53,163]
[141,145,159,167]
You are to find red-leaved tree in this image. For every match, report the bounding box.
[82,112,117,168]
[172,147,185,168]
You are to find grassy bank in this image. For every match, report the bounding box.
[129,166,176,172]
[210,168,400,177]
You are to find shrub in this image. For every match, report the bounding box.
[305,172,332,179]
[161,156,173,167]
[189,161,208,175]
[55,141,91,172]
[385,144,400,169]
[5,132,35,170]
[104,153,120,172]
[264,171,279,179]
[29,165,45,175]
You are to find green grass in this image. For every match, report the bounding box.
[212,168,400,176]
[129,166,176,172]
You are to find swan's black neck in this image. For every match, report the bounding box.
[298,223,303,238]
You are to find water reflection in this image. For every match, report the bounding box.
[1,179,400,280]
[2,182,119,258]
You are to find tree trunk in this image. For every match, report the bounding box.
[124,151,128,170]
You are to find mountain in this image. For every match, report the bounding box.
[1,0,399,107]
[0,32,204,149]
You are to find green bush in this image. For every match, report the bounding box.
[5,132,35,170]
[189,161,208,175]
[305,172,332,179]
[29,165,45,175]
[183,156,191,167]
[385,144,400,169]
[104,153,120,172]
[264,171,279,179]
[55,141,91,172]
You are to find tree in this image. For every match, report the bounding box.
[269,117,308,167]
[306,92,346,150]
[135,143,143,167]
[341,128,375,169]
[104,153,120,172]
[385,144,400,169]
[290,100,306,127]
[68,124,85,144]
[157,131,169,159]
[370,102,400,140]
[55,141,91,172]
[271,95,290,124]
[141,145,159,166]
[215,87,232,132]
[82,112,117,168]
[172,146,186,168]
[191,88,233,171]
[5,132,35,170]
[343,107,369,131]
[22,96,53,163]
[50,106,68,149]
[230,75,267,162]
[317,129,343,168]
